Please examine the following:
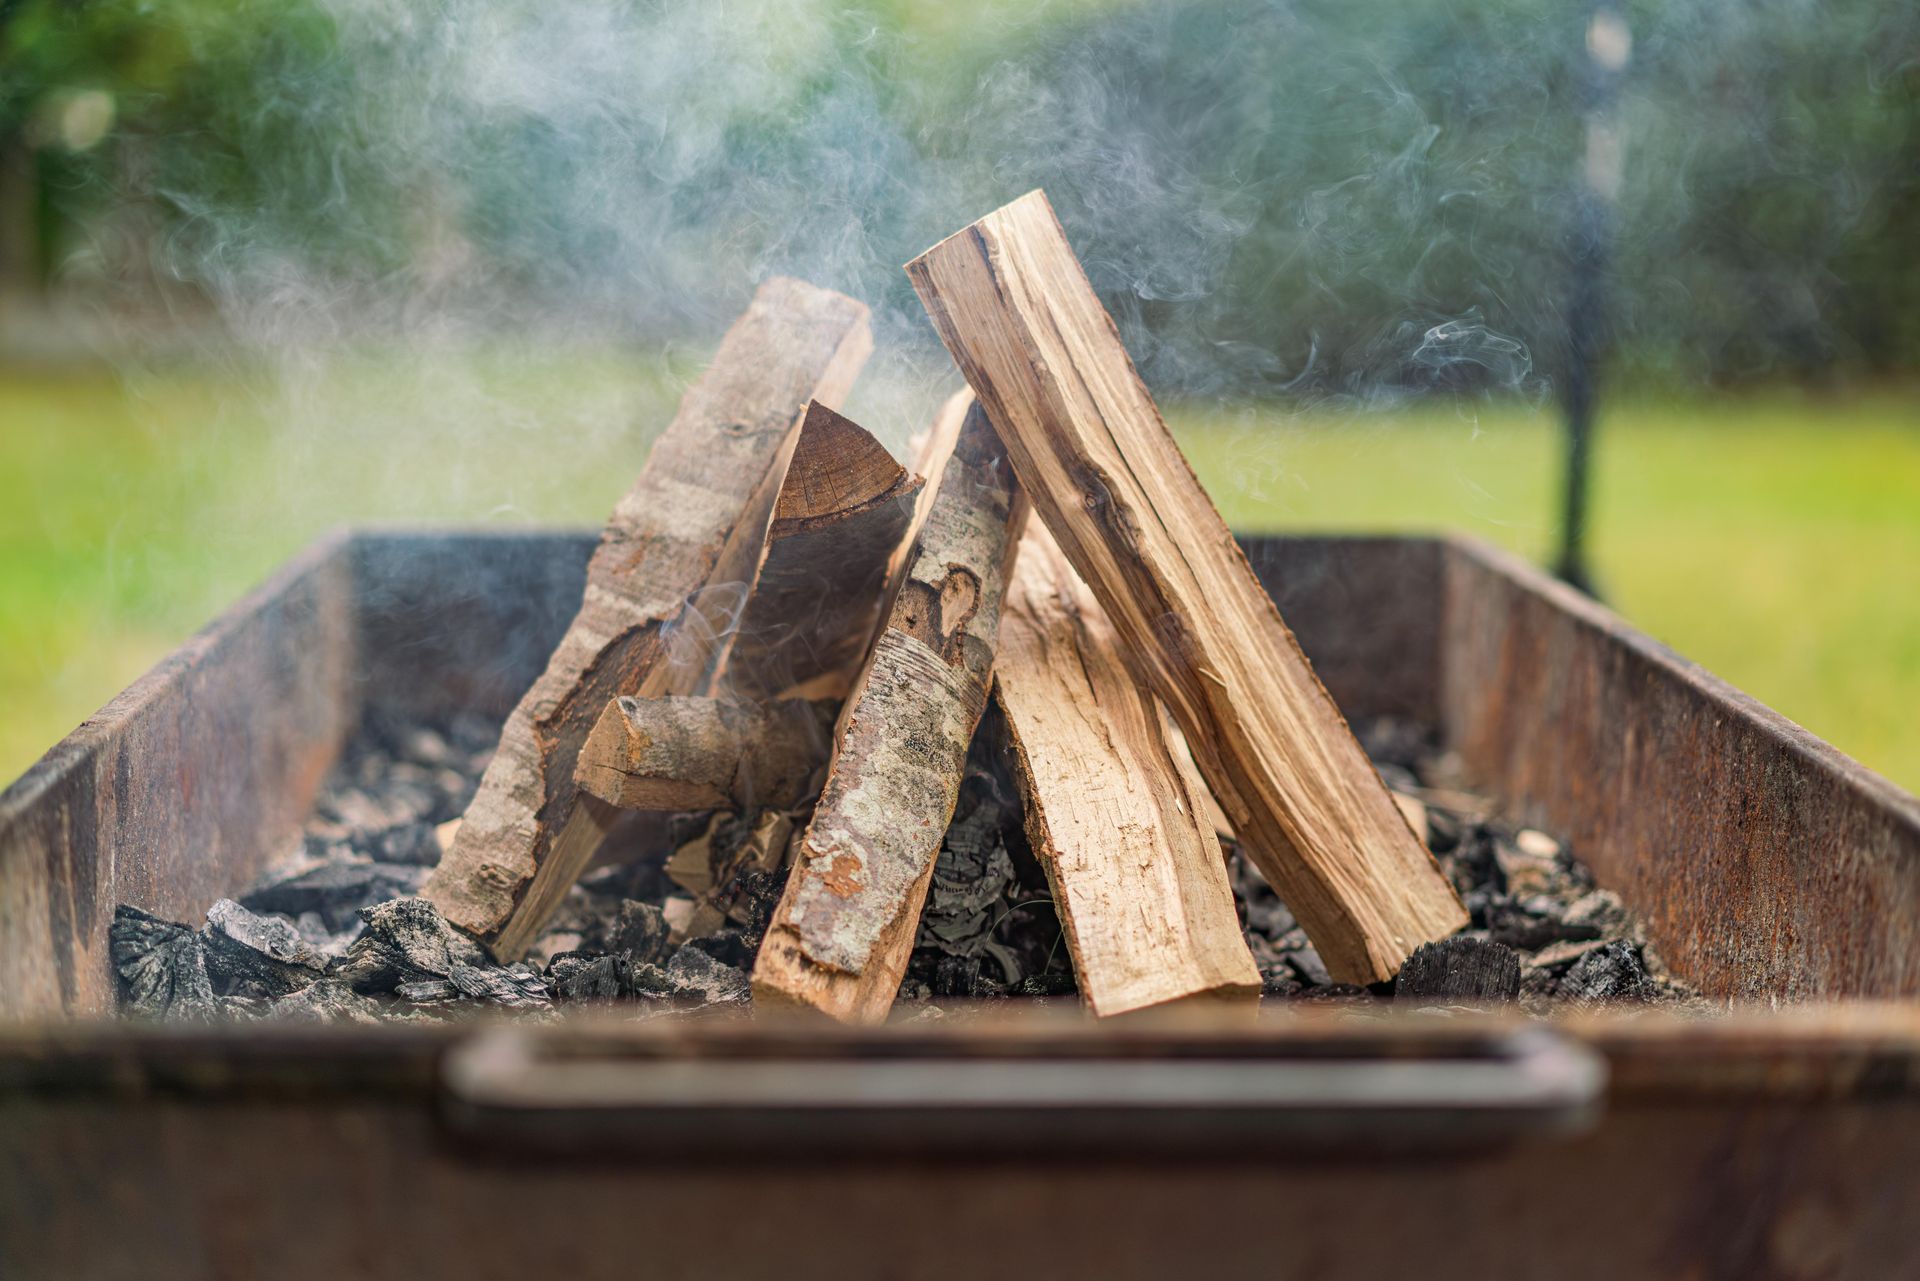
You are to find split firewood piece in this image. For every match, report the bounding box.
[995,524,1260,1016]
[575,695,834,812]
[425,278,871,961]
[908,191,1466,984]
[753,397,1028,1022]
[720,404,924,701]
[663,809,795,940]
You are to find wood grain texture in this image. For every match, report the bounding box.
[575,695,834,812]
[753,397,1028,1022]
[996,524,1260,1016]
[425,278,870,959]
[721,403,922,701]
[907,190,1464,984]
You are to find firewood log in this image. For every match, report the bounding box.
[574,695,834,812]
[995,524,1260,1016]
[720,403,923,701]
[752,394,1027,1022]
[907,192,1465,984]
[425,278,871,961]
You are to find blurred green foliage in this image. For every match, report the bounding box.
[5,0,1916,388]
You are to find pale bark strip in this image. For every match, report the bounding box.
[425,278,870,958]
[908,192,1464,984]
[721,404,923,702]
[753,395,1027,1023]
[575,695,835,813]
[996,524,1260,1016]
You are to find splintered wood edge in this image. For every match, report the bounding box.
[997,525,1259,1017]
[906,192,1464,984]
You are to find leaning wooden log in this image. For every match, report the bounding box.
[752,397,1027,1022]
[907,191,1466,985]
[574,695,834,813]
[720,403,923,701]
[995,524,1260,1016]
[424,278,871,961]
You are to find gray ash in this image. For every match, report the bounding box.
[109,710,1696,1024]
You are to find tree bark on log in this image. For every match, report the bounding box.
[752,395,1027,1022]
[574,695,835,813]
[995,524,1261,1016]
[424,278,871,960]
[907,192,1465,984]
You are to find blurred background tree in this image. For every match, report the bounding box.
[4,0,1913,385]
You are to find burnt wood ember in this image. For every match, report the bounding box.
[1558,940,1660,1003]
[241,861,427,933]
[110,906,217,1021]
[629,945,752,1006]
[898,725,1072,1002]
[1394,938,1523,1003]
[265,978,382,1024]
[608,899,673,965]
[108,706,1699,1024]
[334,898,490,994]
[201,898,327,998]
[445,962,551,1008]
[548,952,633,1003]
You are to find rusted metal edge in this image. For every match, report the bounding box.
[1438,534,1920,1000]
[4,1005,1920,1107]
[1446,535,1920,820]
[0,528,354,818]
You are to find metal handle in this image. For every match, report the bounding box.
[440,1023,1605,1159]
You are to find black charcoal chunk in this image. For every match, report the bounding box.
[915,774,1020,960]
[631,945,752,1007]
[1283,947,1333,988]
[684,929,754,971]
[448,961,551,1008]
[730,868,787,949]
[360,822,443,866]
[201,898,328,997]
[1486,897,1600,951]
[548,952,633,1002]
[111,905,218,1020]
[932,954,985,998]
[334,897,487,994]
[666,946,751,1005]
[1396,937,1522,1003]
[628,962,677,999]
[397,978,459,1003]
[267,979,383,1024]
[242,861,427,932]
[608,899,671,965]
[1558,940,1658,1003]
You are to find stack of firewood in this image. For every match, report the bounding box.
[423,191,1467,1023]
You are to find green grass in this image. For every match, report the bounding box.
[3,359,1916,793]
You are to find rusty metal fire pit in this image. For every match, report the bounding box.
[4,530,1919,1280]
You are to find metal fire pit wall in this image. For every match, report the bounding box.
[4,529,1920,1281]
